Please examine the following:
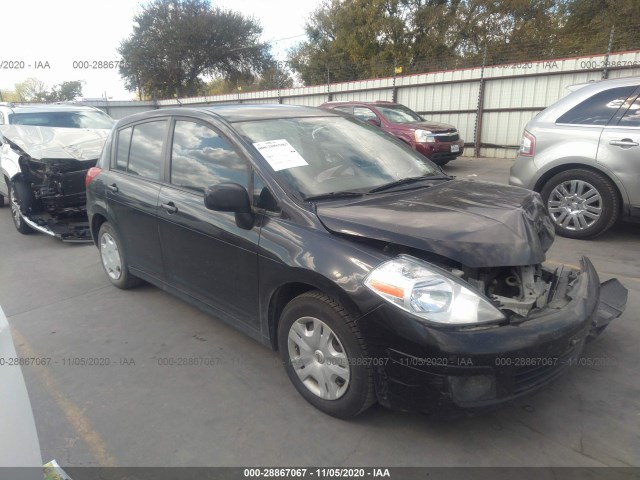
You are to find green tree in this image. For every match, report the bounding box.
[14,78,49,102]
[288,0,569,84]
[47,81,84,102]
[204,64,293,95]
[558,0,640,55]
[118,0,273,99]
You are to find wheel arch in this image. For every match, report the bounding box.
[89,209,110,247]
[533,162,627,213]
[266,277,365,351]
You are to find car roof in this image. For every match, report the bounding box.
[8,104,104,114]
[117,104,340,126]
[322,101,398,107]
[567,76,640,92]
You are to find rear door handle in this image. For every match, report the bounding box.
[609,139,639,148]
[107,183,119,193]
[161,202,178,214]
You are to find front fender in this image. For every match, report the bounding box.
[257,216,389,346]
[1,143,22,176]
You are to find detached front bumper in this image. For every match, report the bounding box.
[360,257,627,413]
[19,212,92,242]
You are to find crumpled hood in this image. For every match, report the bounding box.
[316,180,555,268]
[0,125,109,161]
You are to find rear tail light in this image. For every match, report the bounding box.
[86,167,102,187]
[520,131,535,157]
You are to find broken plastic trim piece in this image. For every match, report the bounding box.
[18,212,93,243]
[588,278,628,341]
[20,214,57,237]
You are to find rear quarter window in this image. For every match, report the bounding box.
[557,86,636,126]
[618,95,640,127]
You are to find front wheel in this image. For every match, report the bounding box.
[540,169,619,239]
[278,291,375,418]
[98,222,141,289]
[9,183,34,235]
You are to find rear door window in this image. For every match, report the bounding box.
[333,106,353,114]
[124,121,168,180]
[353,107,379,123]
[557,86,636,126]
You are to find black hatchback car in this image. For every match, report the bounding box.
[86,105,627,418]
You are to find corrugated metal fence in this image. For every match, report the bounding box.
[81,50,640,159]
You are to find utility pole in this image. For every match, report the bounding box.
[602,25,615,79]
[474,46,488,158]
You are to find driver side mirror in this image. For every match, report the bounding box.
[367,117,381,127]
[204,182,254,229]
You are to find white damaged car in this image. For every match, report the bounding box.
[0,105,113,241]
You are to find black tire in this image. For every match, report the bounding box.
[278,290,376,418]
[540,169,619,239]
[97,222,141,289]
[0,193,4,207]
[9,183,34,235]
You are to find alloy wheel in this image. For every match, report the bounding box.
[10,188,22,228]
[547,180,602,231]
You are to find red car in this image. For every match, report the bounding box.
[320,101,464,165]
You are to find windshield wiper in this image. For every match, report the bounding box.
[368,175,450,193]
[303,191,364,202]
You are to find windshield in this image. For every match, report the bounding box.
[234,116,439,198]
[9,110,114,129]
[376,104,424,123]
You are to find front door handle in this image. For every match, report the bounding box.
[609,139,639,148]
[107,183,118,193]
[161,202,178,214]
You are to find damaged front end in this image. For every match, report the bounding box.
[461,258,627,341]
[1,125,109,241]
[362,255,628,412]
[316,182,628,411]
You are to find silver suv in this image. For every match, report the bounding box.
[510,77,640,239]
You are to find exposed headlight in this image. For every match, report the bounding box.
[414,129,435,143]
[364,256,505,325]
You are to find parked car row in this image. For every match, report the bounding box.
[0,81,632,418]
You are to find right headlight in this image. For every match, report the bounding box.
[364,255,505,325]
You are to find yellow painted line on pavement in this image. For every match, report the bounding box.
[10,326,117,467]
[546,259,640,283]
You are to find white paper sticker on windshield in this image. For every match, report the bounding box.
[253,139,309,171]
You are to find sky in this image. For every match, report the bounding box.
[1,0,319,100]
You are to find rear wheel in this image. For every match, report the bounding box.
[540,169,619,239]
[9,183,34,235]
[278,291,375,418]
[98,222,141,289]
